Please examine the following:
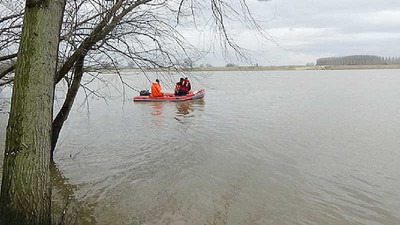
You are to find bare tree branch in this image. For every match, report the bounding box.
[0,53,17,61]
[0,64,15,80]
[52,55,85,157]
[0,77,14,87]
[0,12,23,24]
[56,0,153,84]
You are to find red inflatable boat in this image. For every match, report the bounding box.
[133,89,205,102]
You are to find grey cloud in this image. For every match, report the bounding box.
[190,0,400,65]
[233,0,400,64]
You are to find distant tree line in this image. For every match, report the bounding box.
[316,55,400,66]
[225,63,236,67]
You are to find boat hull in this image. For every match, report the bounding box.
[133,89,205,102]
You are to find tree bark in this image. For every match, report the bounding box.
[51,56,84,160]
[0,0,66,224]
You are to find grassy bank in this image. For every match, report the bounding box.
[103,64,400,73]
[186,64,400,71]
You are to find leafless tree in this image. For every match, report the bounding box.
[0,0,268,160]
[0,0,66,223]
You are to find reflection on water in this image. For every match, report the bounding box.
[145,99,205,118]
[151,102,163,116]
[175,99,205,117]
[174,100,204,125]
[176,101,193,116]
[51,163,96,225]
[147,99,205,117]
[145,100,205,126]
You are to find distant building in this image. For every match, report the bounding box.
[316,55,400,66]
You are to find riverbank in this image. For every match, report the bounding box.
[115,64,400,73]
[187,64,400,71]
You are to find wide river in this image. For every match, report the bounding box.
[1,70,400,224]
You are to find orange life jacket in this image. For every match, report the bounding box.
[150,82,162,97]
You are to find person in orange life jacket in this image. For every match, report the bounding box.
[174,78,184,95]
[150,79,163,97]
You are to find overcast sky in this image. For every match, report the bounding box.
[188,0,400,66]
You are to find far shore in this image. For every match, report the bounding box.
[114,64,400,73]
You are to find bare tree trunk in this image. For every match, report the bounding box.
[0,0,66,224]
[51,56,84,160]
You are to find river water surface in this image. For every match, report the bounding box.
[1,70,400,224]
